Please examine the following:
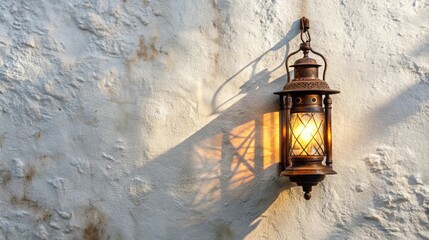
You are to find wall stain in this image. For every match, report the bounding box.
[10,195,52,222]
[83,205,108,240]
[33,131,41,140]
[125,32,164,75]
[0,169,11,187]
[21,166,39,203]
[136,35,159,61]
[0,133,5,148]
[38,153,62,165]
[10,166,52,222]
[24,165,36,183]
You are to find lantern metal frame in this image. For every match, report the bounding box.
[274,17,340,200]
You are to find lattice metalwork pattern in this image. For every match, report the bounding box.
[290,112,325,156]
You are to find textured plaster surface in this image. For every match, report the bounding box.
[0,0,428,239]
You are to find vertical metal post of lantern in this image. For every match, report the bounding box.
[279,93,292,170]
[274,17,340,200]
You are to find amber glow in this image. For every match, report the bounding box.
[262,112,279,169]
[229,120,255,190]
[290,112,325,156]
[192,112,279,196]
[294,121,316,143]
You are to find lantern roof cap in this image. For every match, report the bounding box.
[290,57,321,68]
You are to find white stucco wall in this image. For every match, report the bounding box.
[0,0,428,239]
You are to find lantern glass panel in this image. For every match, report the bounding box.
[290,112,325,156]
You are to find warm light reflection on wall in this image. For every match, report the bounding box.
[262,112,279,169]
[229,120,256,190]
[229,112,279,190]
[192,112,279,200]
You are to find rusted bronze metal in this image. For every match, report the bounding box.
[274,17,340,200]
[300,17,310,31]
[324,95,333,167]
[279,96,286,170]
[290,94,323,113]
[300,17,311,44]
[282,55,338,94]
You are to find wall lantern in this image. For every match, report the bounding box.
[274,17,340,200]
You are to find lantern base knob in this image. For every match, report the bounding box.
[304,192,311,200]
[287,175,326,200]
[303,185,312,200]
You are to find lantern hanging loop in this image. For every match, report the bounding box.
[300,17,311,43]
[286,17,328,83]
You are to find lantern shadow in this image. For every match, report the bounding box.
[127,26,301,239]
[211,20,301,115]
[181,72,292,238]
[126,74,293,239]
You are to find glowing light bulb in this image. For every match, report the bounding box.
[290,113,324,155]
[300,123,316,143]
